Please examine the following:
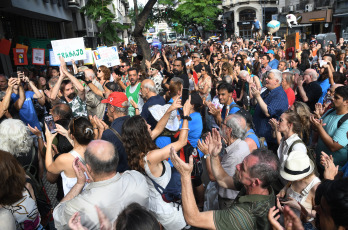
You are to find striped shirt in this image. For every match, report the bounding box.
[213,187,275,230]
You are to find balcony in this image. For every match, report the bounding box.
[68,0,80,9]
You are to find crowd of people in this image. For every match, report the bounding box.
[1,33,348,230]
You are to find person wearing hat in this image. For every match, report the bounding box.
[267,50,279,70]
[100,92,130,173]
[277,150,320,220]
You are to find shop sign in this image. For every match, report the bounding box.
[237,21,251,26]
[309,18,325,22]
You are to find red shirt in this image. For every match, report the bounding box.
[284,87,295,107]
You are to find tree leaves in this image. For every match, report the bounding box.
[81,0,129,45]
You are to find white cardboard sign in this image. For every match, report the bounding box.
[51,37,86,61]
[92,46,120,68]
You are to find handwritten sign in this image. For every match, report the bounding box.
[92,46,120,68]
[83,48,94,65]
[49,49,60,66]
[51,37,86,61]
[32,48,45,65]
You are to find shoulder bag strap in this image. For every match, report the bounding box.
[338,113,348,129]
[110,127,123,143]
[287,140,304,155]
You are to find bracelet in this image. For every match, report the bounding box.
[180,128,190,130]
[135,108,139,110]
[37,136,43,139]
[204,154,211,159]
[181,115,192,121]
[93,127,98,130]
[85,80,92,84]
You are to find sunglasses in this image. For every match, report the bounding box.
[201,69,206,71]
[97,70,102,73]
[150,68,157,71]
[120,65,126,68]
[236,59,242,61]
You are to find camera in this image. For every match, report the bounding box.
[74,71,86,81]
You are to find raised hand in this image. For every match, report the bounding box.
[55,123,69,137]
[170,146,193,177]
[95,206,113,230]
[28,124,42,137]
[268,206,283,230]
[168,96,182,112]
[314,103,324,118]
[182,95,191,116]
[206,129,222,157]
[197,139,209,156]
[44,123,58,143]
[72,157,93,184]
[268,118,278,131]
[68,212,88,230]
[320,151,338,180]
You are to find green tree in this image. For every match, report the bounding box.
[81,0,129,45]
[174,0,221,38]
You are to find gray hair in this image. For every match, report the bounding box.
[78,66,89,72]
[84,69,96,80]
[0,119,33,156]
[269,69,282,83]
[223,75,232,84]
[239,70,249,78]
[226,114,247,139]
[282,72,294,88]
[305,69,318,81]
[143,82,157,93]
[170,77,184,85]
[111,101,129,115]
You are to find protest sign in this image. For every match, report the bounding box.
[16,44,28,52]
[32,48,45,65]
[83,48,94,65]
[92,46,120,68]
[49,49,60,66]
[13,48,28,65]
[51,37,86,61]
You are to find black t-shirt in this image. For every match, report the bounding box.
[296,81,322,111]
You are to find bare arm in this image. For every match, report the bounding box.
[50,71,65,100]
[14,85,25,111]
[252,87,270,117]
[0,79,15,117]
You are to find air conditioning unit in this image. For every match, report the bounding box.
[289,5,294,11]
[279,7,283,13]
[305,4,313,12]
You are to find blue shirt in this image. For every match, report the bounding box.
[101,115,130,172]
[318,78,330,104]
[253,86,288,144]
[141,95,166,130]
[315,109,348,168]
[221,101,240,121]
[268,59,279,70]
[11,91,42,131]
[179,112,203,148]
[252,20,260,29]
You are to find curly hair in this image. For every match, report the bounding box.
[0,150,26,205]
[0,119,33,156]
[291,101,311,143]
[121,116,157,173]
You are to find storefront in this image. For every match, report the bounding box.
[298,9,333,35]
[238,9,255,39]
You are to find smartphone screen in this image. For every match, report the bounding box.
[44,115,57,134]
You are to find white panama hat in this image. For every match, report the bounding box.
[280,150,315,181]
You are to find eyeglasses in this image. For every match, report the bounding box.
[98,70,102,73]
[120,65,126,68]
[193,56,199,59]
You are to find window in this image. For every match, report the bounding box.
[239,9,256,22]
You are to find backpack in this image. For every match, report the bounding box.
[321,108,348,129]
[171,131,203,180]
[245,130,267,149]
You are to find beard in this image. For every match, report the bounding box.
[173,69,181,75]
[67,92,76,99]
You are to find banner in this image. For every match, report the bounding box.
[83,48,94,65]
[51,37,86,62]
[13,48,28,65]
[92,46,120,68]
[32,48,45,65]
[0,39,12,55]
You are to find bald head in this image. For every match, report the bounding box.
[85,140,119,175]
[52,103,72,121]
[141,79,157,95]
[84,68,96,81]
[304,69,318,81]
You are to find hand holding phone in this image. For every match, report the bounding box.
[44,115,57,134]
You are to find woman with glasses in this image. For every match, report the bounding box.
[44,117,94,195]
[195,64,212,101]
[96,65,111,88]
[269,110,307,168]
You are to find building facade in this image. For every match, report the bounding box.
[222,0,279,38]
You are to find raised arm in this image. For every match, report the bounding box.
[50,67,65,100]
[170,147,216,229]
[151,97,182,140]
[251,86,270,117]
[60,57,85,100]
[0,78,16,118]
[147,96,191,165]
[14,79,25,111]
[208,129,237,190]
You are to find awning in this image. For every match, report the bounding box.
[333,13,348,17]
[292,24,312,27]
[223,11,233,19]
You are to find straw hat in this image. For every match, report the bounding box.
[280,150,315,181]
